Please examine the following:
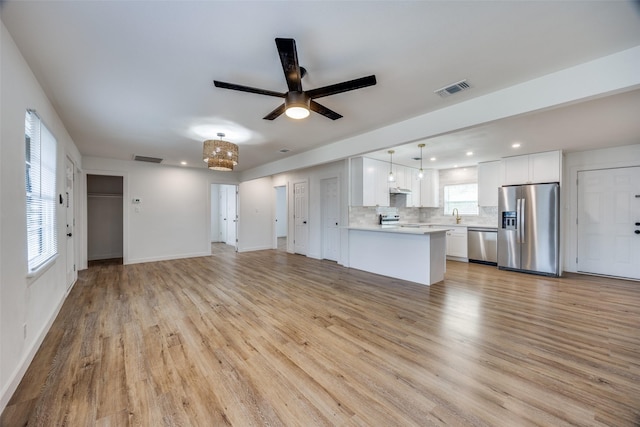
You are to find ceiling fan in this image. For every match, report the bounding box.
[213,38,377,120]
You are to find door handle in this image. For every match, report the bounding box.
[336,222,339,226]
[516,198,521,244]
[303,221,307,224]
[636,222,640,226]
[520,198,525,244]
[67,233,72,237]
[635,230,640,235]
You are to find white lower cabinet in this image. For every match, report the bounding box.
[446,226,468,259]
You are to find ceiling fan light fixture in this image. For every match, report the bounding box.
[284,92,310,119]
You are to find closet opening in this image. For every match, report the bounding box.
[87,174,123,266]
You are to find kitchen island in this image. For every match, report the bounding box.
[347,226,449,286]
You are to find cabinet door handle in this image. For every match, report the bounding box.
[635,230,640,235]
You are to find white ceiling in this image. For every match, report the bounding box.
[2,1,640,173]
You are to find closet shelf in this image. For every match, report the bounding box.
[87,193,123,198]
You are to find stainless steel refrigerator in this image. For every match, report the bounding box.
[498,183,560,276]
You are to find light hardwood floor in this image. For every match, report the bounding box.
[2,250,639,426]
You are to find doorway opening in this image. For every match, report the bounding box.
[87,174,123,266]
[275,185,287,251]
[211,183,238,254]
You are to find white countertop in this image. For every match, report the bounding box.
[347,225,450,235]
[399,222,498,230]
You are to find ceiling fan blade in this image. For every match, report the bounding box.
[214,80,285,98]
[275,38,302,92]
[306,75,377,99]
[310,101,343,120]
[263,103,286,120]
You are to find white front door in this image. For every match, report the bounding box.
[321,177,339,261]
[577,166,640,280]
[294,181,308,255]
[65,157,76,289]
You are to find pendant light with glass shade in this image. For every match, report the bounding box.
[417,143,425,180]
[387,150,395,182]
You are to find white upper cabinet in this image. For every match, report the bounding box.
[351,157,390,207]
[393,165,407,189]
[478,160,501,206]
[502,150,562,185]
[408,168,421,207]
[419,169,439,207]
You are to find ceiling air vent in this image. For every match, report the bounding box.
[434,80,471,98]
[133,155,163,163]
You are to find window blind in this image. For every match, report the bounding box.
[25,110,57,272]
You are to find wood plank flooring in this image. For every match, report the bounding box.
[2,250,639,426]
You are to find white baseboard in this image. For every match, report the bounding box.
[126,251,211,265]
[237,245,272,253]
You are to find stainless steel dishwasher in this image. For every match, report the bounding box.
[467,227,498,265]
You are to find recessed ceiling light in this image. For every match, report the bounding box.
[454,165,459,168]
[512,142,521,148]
[430,157,436,161]
[466,151,473,156]
[180,161,187,165]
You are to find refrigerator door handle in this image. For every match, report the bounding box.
[516,198,521,244]
[520,198,526,244]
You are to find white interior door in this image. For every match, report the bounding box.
[294,181,308,255]
[219,187,228,243]
[226,185,237,248]
[321,177,339,261]
[275,186,287,238]
[577,166,640,279]
[65,157,76,289]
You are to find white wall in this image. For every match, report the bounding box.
[272,160,349,262]
[81,157,239,266]
[1,21,82,411]
[237,177,274,252]
[563,143,640,273]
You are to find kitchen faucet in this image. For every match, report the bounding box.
[452,208,461,224]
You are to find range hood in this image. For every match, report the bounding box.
[389,187,412,194]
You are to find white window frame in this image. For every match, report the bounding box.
[444,183,479,216]
[25,110,58,275]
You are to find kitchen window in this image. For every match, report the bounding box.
[25,110,57,274]
[444,183,478,215]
